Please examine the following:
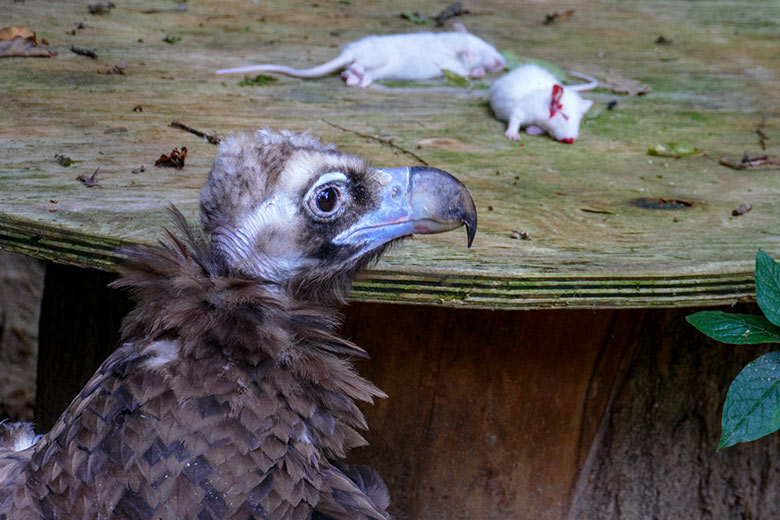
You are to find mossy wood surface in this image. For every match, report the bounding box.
[1,0,778,309]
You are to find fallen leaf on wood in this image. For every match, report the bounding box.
[601,74,651,95]
[162,34,181,44]
[0,26,35,41]
[88,2,115,15]
[544,9,575,25]
[648,142,703,158]
[417,137,479,153]
[77,168,100,187]
[55,154,78,167]
[132,165,145,174]
[238,74,277,87]
[0,26,55,58]
[155,147,187,168]
[719,152,780,170]
[105,59,125,74]
[441,68,469,88]
[400,12,432,25]
[71,45,98,59]
[732,203,752,216]
[511,230,532,240]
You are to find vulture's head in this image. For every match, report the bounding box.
[200,129,477,301]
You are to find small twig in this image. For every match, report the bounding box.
[434,2,469,26]
[322,120,429,166]
[719,152,780,170]
[580,208,615,215]
[70,45,98,59]
[170,121,221,145]
[756,116,769,151]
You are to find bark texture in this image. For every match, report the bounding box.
[569,306,780,520]
[0,250,44,422]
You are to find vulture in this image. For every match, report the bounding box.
[0,129,477,519]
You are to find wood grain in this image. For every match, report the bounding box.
[1,0,778,309]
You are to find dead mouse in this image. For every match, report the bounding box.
[216,24,506,88]
[489,64,598,144]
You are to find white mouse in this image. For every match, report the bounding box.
[489,64,597,144]
[216,25,506,88]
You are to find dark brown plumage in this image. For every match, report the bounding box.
[0,129,476,519]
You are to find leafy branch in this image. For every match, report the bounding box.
[687,250,780,449]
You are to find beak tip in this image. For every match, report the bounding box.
[464,210,477,249]
[466,227,475,248]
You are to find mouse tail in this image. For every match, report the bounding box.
[216,52,353,77]
[568,71,598,92]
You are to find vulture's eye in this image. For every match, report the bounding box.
[308,184,344,218]
[316,187,339,213]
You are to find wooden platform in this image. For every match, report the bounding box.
[2,1,780,519]
[2,0,778,309]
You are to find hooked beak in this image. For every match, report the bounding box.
[333,166,477,252]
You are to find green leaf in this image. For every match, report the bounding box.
[238,74,278,87]
[162,34,181,44]
[756,250,780,327]
[687,312,780,344]
[647,142,703,158]
[719,351,780,449]
[54,154,80,167]
[441,69,469,88]
[400,12,432,25]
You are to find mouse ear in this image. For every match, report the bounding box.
[453,22,468,33]
[457,49,476,66]
[549,84,564,117]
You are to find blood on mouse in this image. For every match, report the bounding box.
[216,25,506,88]
[489,64,597,143]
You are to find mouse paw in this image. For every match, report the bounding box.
[470,67,486,79]
[342,69,363,86]
[505,129,522,141]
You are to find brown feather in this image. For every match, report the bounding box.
[0,130,395,520]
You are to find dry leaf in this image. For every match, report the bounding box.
[544,9,575,25]
[106,59,126,75]
[0,26,36,42]
[0,25,55,58]
[417,137,478,152]
[77,168,100,187]
[511,230,532,240]
[601,74,652,96]
[154,147,188,168]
